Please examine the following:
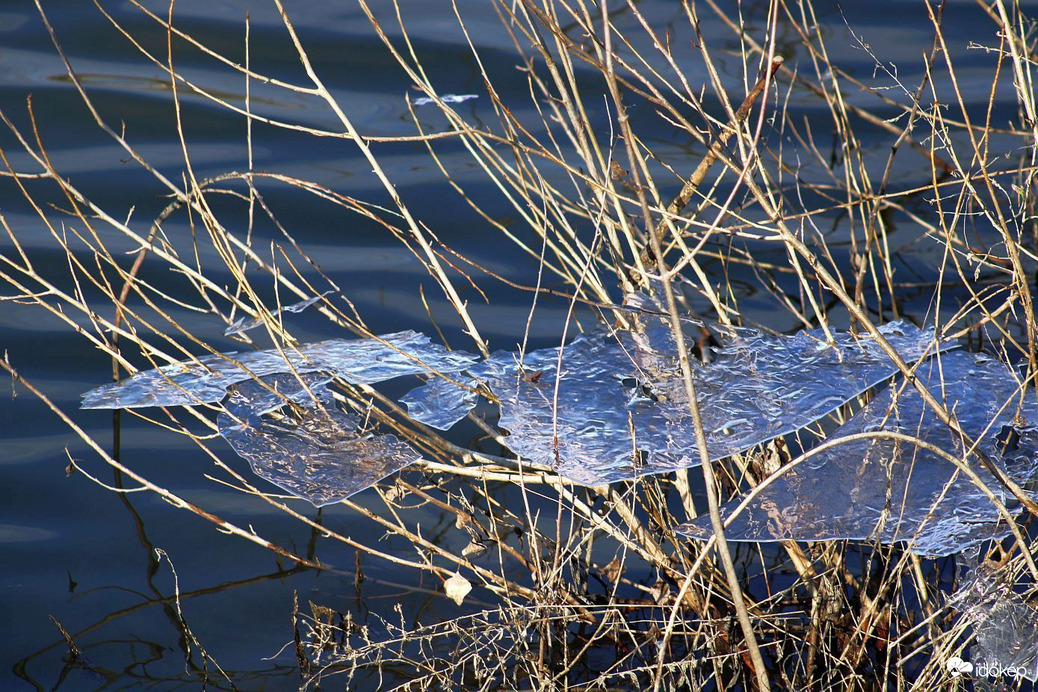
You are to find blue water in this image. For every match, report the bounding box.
[0,0,1020,688]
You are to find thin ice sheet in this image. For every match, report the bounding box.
[82,330,479,409]
[677,351,1038,556]
[224,291,333,336]
[400,375,480,430]
[218,373,422,506]
[412,93,478,106]
[405,321,938,485]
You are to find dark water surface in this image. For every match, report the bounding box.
[0,1,1015,689]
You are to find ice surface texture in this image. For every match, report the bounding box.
[218,372,422,506]
[81,322,949,506]
[81,330,480,409]
[404,321,938,485]
[81,330,471,506]
[677,350,1038,556]
[399,375,480,431]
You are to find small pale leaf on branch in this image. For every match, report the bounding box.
[444,571,472,606]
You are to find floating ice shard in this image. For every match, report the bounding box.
[82,314,949,499]
[81,331,480,409]
[225,291,333,336]
[403,321,939,485]
[955,556,1038,680]
[676,350,1038,556]
[412,93,478,106]
[393,283,701,441]
[505,322,939,484]
[218,372,422,506]
[400,375,481,430]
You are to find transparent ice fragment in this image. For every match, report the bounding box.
[81,330,480,409]
[954,557,1038,680]
[218,370,335,417]
[224,291,333,336]
[676,351,1038,556]
[476,321,938,485]
[218,373,422,507]
[621,288,703,328]
[399,376,480,430]
[412,93,478,106]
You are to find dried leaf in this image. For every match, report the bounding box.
[462,539,487,557]
[601,556,623,585]
[383,483,405,504]
[649,580,670,605]
[521,369,544,384]
[444,571,472,606]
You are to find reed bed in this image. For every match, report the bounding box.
[3,0,1037,689]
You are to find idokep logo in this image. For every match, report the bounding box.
[946,657,974,676]
[945,655,1038,680]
